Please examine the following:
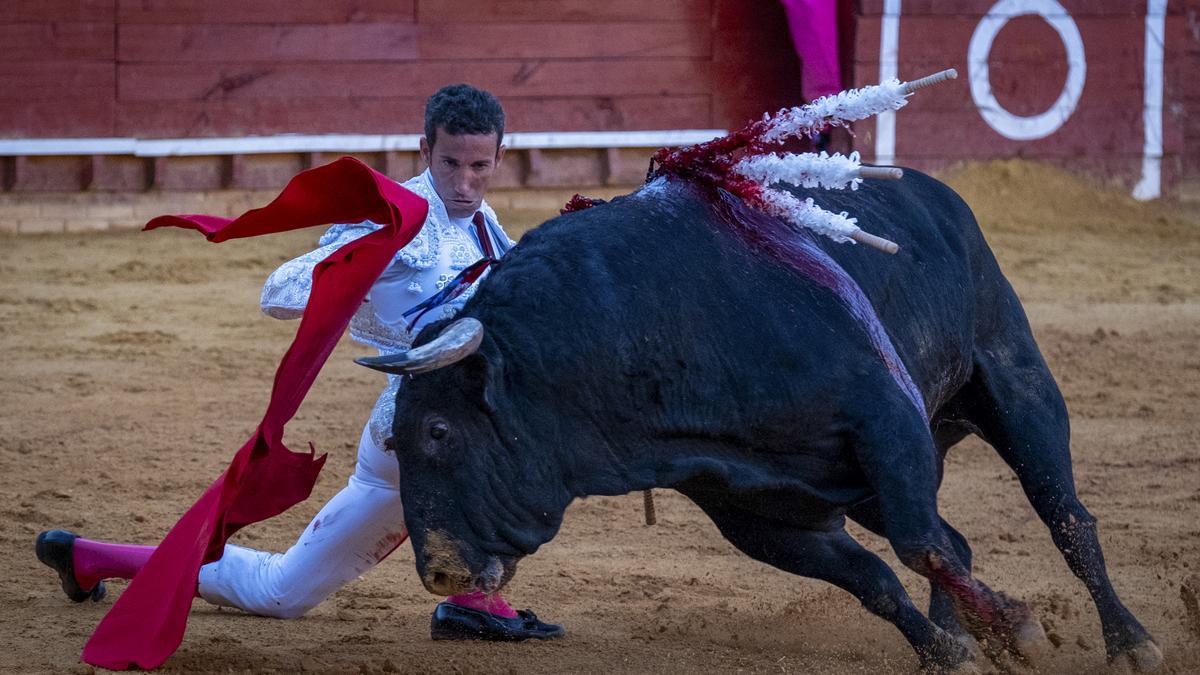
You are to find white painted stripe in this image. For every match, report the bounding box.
[1132,0,1167,201]
[875,0,902,165]
[0,130,729,157]
[0,138,138,156]
[505,130,726,149]
[134,134,416,156]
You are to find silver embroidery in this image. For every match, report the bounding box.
[448,240,473,269]
[368,375,403,452]
[260,227,366,319]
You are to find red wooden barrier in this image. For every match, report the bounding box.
[0,0,1195,196]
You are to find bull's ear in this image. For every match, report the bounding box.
[461,352,500,413]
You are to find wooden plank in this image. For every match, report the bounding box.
[417,22,712,59]
[117,0,415,23]
[116,98,425,136]
[713,65,805,125]
[416,0,712,23]
[119,21,709,62]
[856,16,1147,65]
[713,0,792,33]
[117,60,715,101]
[884,108,1153,159]
[503,95,713,132]
[93,155,151,192]
[10,155,91,192]
[0,62,114,101]
[119,23,418,62]
[114,95,713,137]
[0,22,114,61]
[853,57,1152,108]
[7,0,113,21]
[0,99,115,137]
[151,156,225,190]
[709,0,802,125]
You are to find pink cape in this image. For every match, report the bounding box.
[780,0,842,101]
[80,157,429,670]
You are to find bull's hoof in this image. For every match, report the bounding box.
[918,629,979,674]
[954,591,1048,670]
[983,617,1051,674]
[1009,615,1052,666]
[956,633,987,664]
[1109,640,1163,673]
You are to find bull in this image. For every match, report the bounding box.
[358,170,1161,671]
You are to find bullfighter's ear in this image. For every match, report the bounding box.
[461,352,500,413]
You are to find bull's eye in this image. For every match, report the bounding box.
[429,421,449,440]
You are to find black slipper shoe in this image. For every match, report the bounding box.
[430,601,565,641]
[35,530,107,603]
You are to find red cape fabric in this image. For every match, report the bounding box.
[81,157,429,670]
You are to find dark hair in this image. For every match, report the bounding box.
[424,84,505,150]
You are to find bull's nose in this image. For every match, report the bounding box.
[473,557,505,594]
[424,570,473,596]
[419,530,476,596]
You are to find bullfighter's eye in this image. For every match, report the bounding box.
[430,421,449,440]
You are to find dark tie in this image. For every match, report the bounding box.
[401,212,498,331]
[471,211,496,260]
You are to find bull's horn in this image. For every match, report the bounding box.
[355,318,484,375]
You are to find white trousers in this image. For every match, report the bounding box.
[196,425,408,619]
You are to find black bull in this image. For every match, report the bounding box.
[359,171,1160,671]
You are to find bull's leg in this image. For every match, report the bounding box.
[848,500,973,645]
[691,502,971,672]
[954,342,1161,670]
[853,408,1045,667]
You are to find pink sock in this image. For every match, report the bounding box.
[73,538,156,589]
[446,589,518,618]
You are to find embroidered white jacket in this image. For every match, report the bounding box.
[258,169,516,449]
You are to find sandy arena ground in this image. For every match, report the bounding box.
[1,161,1198,674]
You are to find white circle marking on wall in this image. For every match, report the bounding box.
[968,0,1087,141]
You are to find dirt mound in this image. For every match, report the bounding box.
[935,160,1200,307]
[940,159,1194,237]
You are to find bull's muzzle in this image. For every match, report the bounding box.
[418,530,508,596]
[473,557,506,594]
[422,557,505,596]
[423,569,474,596]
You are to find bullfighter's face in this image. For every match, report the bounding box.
[389,350,566,597]
[420,129,506,219]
